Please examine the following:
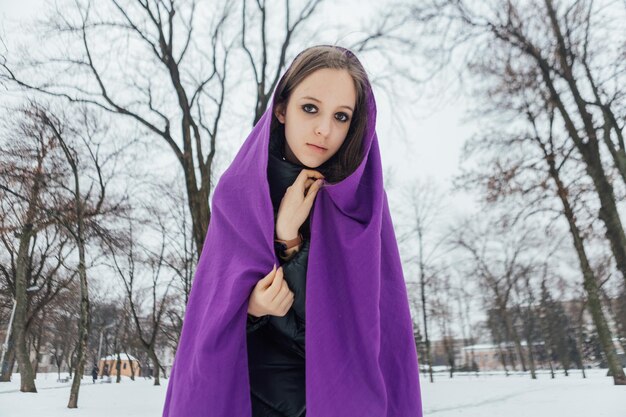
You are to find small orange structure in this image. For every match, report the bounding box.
[98,354,141,377]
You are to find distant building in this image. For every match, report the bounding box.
[98,353,141,378]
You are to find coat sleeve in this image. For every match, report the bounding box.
[246,238,309,338]
[246,313,270,333]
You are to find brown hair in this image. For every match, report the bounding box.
[270,45,370,184]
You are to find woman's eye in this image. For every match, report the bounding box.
[335,112,350,123]
[302,104,317,113]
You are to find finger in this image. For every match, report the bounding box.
[304,179,324,205]
[268,266,284,295]
[293,169,325,190]
[304,178,316,196]
[277,292,294,315]
[277,278,290,300]
[275,288,294,312]
[272,279,291,306]
[259,264,277,288]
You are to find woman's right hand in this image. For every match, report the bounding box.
[275,169,324,240]
[248,264,294,317]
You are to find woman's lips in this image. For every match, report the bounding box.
[307,143,327,153]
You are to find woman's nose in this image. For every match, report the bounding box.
[315,118,331,136]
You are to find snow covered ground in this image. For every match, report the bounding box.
[422,369,625,417]
[0,369,623,416]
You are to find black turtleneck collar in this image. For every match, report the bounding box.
[267,129,311,238]
[267,129,306,209]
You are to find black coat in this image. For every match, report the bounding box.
[246,130,309,417]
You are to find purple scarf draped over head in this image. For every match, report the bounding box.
[162,45,423,417]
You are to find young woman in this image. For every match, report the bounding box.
[245,46,368,417]
[162,45,422,417]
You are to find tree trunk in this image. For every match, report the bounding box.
[500,305,527,372]
[186,174,211,258]
[420,294,434,383]
[574,327,587,379]
[66,179,90,407]
[10,120,49,393]
[14,222,37,393]
[67,236,91,407]
[544,149,626,385]
[125,351,135,381]
[496,344,510,376]
[0,342,16,382]
[419,255,434,383]
[32,314,45,378]
[116,352,121,383]
[148,348,161,386]
[521,283,538,379]
[526,340,537,380]
[537,300,556,379]
[0,341,16,382]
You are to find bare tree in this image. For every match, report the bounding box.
[538,275,579,378]
[595,256,626,361]
[397,179,451,383]
[570,294,589,378]
[47,282,80,382]
[0,0,235,256]
[412,0,626,384]
[100,212,176,386]
[515,267,542,379]
[449,268,479,374]
[0,221,76,383]
[241,0,324,124]
[0,106,55,392]
[456,91,625,384]
[411,0,626,287]
[453,218,541,376]
[0,102,87,391]
[40,107,124,406]
[147,179,196,351]
[431,271,456,378]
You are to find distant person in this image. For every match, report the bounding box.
[91,364,98,383]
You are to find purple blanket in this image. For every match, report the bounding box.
[162,48,423,417]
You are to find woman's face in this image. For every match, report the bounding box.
[275,68,356,168]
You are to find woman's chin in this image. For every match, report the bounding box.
[303,161,322,169]
[294,154,322,169]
